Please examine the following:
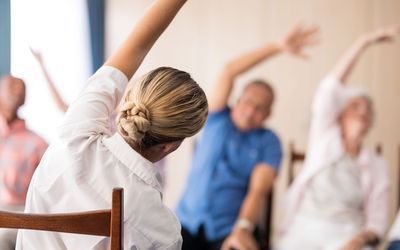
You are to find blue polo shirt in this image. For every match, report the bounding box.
[176,107,282,241]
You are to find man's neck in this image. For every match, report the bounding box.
[0,109,18,125]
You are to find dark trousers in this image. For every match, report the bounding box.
[181,226,225,250]
[388,240,400,250]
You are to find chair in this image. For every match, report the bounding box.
[259,190,274,250]
[0,187,123,250]
[287,142,306,186]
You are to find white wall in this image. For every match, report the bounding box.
[106,0,400,242]
[11,0,91,142]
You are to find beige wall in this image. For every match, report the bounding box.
[106,0,400,241]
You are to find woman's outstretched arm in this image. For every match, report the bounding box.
[330,24,400,84]
[105,0,187,80]
[61,0,187,137]
[310,24,400,142]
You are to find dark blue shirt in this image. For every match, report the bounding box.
[389,240,400,250]
[176,108,282,241]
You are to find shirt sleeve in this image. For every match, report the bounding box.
[309,75,346,142]
[206,107,230,124]
[259,131,283,172]
[59,66,129,140]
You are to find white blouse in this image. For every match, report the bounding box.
[16,66,182,250]
[277,156,366,249]
[279,76,390,239]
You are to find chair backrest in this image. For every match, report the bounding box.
[260,190,273,250]
[0,187,123,250]
[287,142,306,186]
[287,142,383,186]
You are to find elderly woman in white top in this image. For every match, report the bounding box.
[388,212,400,250]
[277,25,400,250]
[16,0,208,249]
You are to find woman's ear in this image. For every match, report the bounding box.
[161,140,183,154]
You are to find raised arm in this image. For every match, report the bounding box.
[209,24,319,112]
[30,48,69,113]
[60,0,187,138]
[310,24,400,143]
[105,0,187,79]
[330,24,400,84]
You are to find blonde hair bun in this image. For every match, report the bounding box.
[117,67,208,149]
[117,101,151,143]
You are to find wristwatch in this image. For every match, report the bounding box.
[235,218,255,233]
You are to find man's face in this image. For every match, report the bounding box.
[0,76,26,113]
[231,84,272,132]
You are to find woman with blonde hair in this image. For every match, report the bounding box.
[277,24,400,250]
[16,0,208,249]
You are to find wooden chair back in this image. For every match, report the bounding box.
[260,190,273,250]
[0,187,123,250]
[287,142,306,185]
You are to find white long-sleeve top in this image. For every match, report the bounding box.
[280,76,390,239]
[16,66,182,250]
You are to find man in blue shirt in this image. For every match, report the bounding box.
[176,25,319,250]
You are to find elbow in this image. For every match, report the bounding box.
[220,63,237,80]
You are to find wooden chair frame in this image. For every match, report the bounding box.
[0,188,123,250]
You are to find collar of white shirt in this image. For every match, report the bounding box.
[102,133,163,193]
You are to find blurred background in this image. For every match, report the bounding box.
[1,0,400,245]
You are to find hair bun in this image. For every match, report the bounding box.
[117,102,151,143]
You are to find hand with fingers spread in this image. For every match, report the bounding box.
[279,24,319,59]
[221,228,259,250]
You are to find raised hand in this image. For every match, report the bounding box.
[279,24,319,59]
[29,47,44,65]
[363,24,400,44]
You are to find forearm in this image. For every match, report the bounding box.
[224,43,282,79]
[233,164,275,232]
[209,43,282,111]
[330,36,371,84]
[105,0,186,79]
[236,191,268,227]
[38,62,68,112]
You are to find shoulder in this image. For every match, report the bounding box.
[364,148,388,170]
[362,148,389,184]
[207,107,231,122]
[85,66,128,89]
[257,128,282,147]
[201,107,232,134]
